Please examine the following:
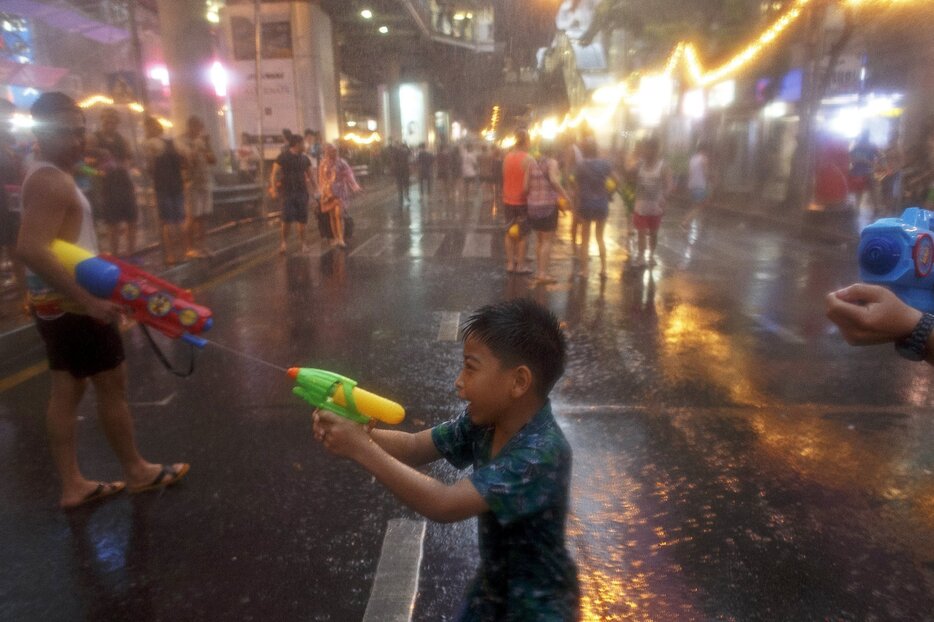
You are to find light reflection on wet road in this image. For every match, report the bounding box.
[3,190,934,620]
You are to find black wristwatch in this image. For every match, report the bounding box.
[895,313,934,361]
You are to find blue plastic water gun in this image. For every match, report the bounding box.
[858,207,934,313]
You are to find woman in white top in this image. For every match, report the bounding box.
[459,144,478,202]
[681,143,711,229]
[630,137,673,268]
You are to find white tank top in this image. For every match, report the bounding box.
[23,160,98,253]
[23,161,99,319]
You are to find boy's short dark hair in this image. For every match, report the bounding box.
[460,298,566,399]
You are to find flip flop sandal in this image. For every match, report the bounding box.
[129,463,190,494]
[62,481,126,510]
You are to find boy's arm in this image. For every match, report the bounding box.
[314,411,489,523]
[369,428,441,467]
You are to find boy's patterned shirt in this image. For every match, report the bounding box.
[432,400,579,621]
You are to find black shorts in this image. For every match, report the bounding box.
[529,210,558,232]
[282,193,309,224]
[504,203,531,237]
[34,313,125,378]
[101,169,139,224]
[156,192,185,224]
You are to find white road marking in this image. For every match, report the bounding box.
[462,232,492,258]
[350,234,399,257]
[408,233,446,258]
[748,314,806,344]
[437,311,461,341]
[129,392,177,407]
[363,519,426,622]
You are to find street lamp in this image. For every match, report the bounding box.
[378,25,389,34]
[361,9,373,19]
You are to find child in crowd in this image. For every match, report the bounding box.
[312,298,580,620]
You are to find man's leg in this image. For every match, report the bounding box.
[91,364,176,489]
[298,223,308,252]
[47,370,95,506]
[648,229,659,265]
[516,235,529,272]
[161,222,174,264]
[280,220,290,253]
[330,205,345,246]
[504,232,515,271]
[595,219,607,275]
[579,221,591,274]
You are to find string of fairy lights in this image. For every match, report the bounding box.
[77,95,173,128]
[495,0,926,146]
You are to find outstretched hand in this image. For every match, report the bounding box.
[826,283,922,346]
[312,409,374,459]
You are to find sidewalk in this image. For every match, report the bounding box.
[0,176,398,339]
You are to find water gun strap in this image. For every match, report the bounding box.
[139,324,197,378]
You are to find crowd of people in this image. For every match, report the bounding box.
[263,127,363,252]
[10,91,934,621]
[1,99,221,279]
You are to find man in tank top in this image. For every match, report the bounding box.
[17,92,188,510]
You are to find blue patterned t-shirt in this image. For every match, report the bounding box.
[431,400,580,621]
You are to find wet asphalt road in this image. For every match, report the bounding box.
[2,187,934,621]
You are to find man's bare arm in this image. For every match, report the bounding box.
[17,169,119,322]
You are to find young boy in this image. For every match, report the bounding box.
[313,298,579,620]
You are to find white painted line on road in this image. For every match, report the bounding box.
[350,234,398,257]
[437,311,461,341]
[408,233,446,258]
[0,323,36,342]
[363,519,426,622]
[130,392,177,408]
[462,232,492,258]
[748,314,806,344]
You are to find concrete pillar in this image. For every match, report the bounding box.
[156,0,224,159]
[290,2,340,141]
[380,58,403,142]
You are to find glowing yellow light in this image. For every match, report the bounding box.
[128,102,145,113]
[521,0,927,143]
[157,117,173,129]
[78,94,114,108]
[343,131,382,145]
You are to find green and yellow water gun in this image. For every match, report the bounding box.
[288,367,405,425]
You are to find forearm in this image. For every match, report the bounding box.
[370,428,438,467]
[353,440,469,522]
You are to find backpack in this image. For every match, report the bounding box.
[527,159,558,218]
[152,138,184,195]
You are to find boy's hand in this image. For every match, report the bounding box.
[826,283,922,345]
[312,409,374,459]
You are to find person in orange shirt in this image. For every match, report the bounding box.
[501,129,534,273]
